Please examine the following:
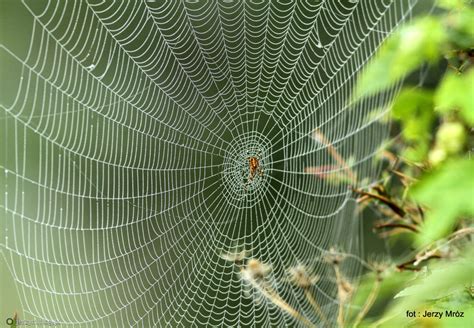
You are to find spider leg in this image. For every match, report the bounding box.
[244,173,252,191]
[248,173,254,183]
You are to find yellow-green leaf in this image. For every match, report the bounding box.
[410,158,474,245]
[355,18,446,99]
[435,70,474,125]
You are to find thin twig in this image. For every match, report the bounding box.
[413,227,474,266]
[374,223,419,233]
[372,184,387,196]
[396,255,441,272]
[244,271,315,328]
[352,275,382,327]
[356,194,372,204]
[382,150,399,168]
[334,266,350,327]
[303,288,329,327]
[313,129,357,181]
[390,169,418,183]
[413,204,424,224]
[352,188,406,218]
[397,227,474,271]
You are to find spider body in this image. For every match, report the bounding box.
[246,156,263,186]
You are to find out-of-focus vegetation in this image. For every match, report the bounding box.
[350,0,473,326]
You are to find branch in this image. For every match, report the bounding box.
[352,188,406,218]
[374,223,419,233]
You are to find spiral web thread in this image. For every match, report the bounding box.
[1,0,418,326]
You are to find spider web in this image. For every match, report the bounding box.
[1,0,419,326]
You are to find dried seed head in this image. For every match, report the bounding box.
[368,255,391,280]
[242,258,272,281]
[338,277,354,303]
[372,261,390,280]
[324,247,346,266]
[288,264,319,289]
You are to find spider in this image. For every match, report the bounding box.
[245,156,263,189]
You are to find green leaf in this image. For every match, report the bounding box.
[374,250,474,327]
[444,4,474,49]
[435,70,474,125]
[355,18,446,99]
[393,89,434,141]
[351,270,413,309]
[436,0,472,10]
[410,158,474,245]
[349,269,414,325]
[391,88,435,161]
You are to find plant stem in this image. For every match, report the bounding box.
[412,227,474,266]
[246,275,315,328]
[303,288,329,327]
[334,266,346,327]
[352,276,382,327]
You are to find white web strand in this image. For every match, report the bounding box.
[1,0,418,326]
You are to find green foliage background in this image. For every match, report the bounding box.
[351,0,473,326]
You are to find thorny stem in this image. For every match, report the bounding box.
[243,270,315,328]
[352,274,383,327]
[303,288,329,326]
